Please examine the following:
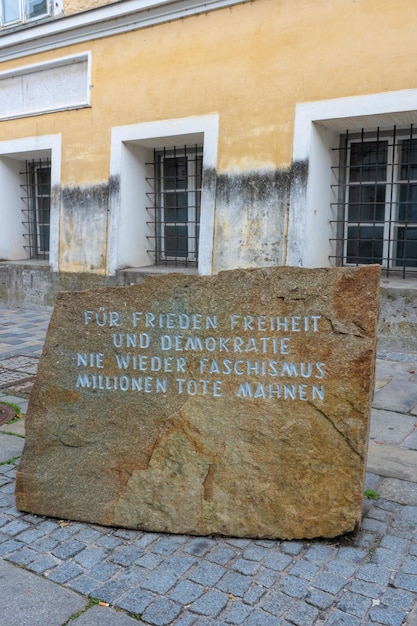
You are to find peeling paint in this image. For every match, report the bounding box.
[214,167,292,272]
[61,183,109,273]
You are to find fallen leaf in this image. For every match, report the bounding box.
[59,521,70,527]
[375,440,384,445]
[408,370,415,374]
[99,601,109,607]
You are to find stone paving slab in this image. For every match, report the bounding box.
[0,559,86,626]
[0,432,24,463]
[370,408,417,446]
[367,444,417,482]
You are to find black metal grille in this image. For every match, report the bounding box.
[146,145,202,267]
[21,158,51,260]
[330,125,417,277]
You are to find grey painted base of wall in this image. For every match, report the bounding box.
[0,263,416,353]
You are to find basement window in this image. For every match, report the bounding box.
[21,158,51,259]
[331,125,417,277]
[146,145,202,267]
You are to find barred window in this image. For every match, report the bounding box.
[331,126,417,276]
[21,159,51,259]
[146,145,202,267]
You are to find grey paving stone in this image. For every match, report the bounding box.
[369,604,407,626]
[243,584,266,605]
[188,561,226,586]
[371,547,403,568]
[223,600,253,624]
[244,609,281,625]
[231,558,260,576]
[356,563,391,586]
[142,598,182,626]
[189,589,229,617]
[305,588,334,610]
[373,379,417,413]
[136,552,163,569]
[95,534,123,549]
[206,546,237,565]
[379,478,417,506]
[254,566,280,588]
[260,589,293,616]
[402,505,417,522]
[72,604,141,625]
[284,599,319,625]
[325,611,362,626]
[337,546,368,563]
[46,562,84,583]
[26,554,59,574]
[152,535,187,555]
[164,554,197,577]
[31,536,59,553]
[113,564,147,585]
[1,519,30,535]
[115,588,156,614]
[304,544,335,563]
[141,569,178,594]
[0,538,24,555]
[0,433,25,463]
[109,544,144,566]
[170,580,205,604]
[93,579,128,603]
[281,541,304,556]
[226,538,251,549]
[336,591,372,619]
[393,572,417,593]
[73,546,108,568]
[52,539,85,559]
[89,561,120,582]
[6,546,37,565]
[288,559,319,580]
[241,545,270,561]
[277,574,310,598]
[361,517,389,533]
[380,535,408,552]
[183,538,216,557]
[172,614,196,626]
[216,571,252,596]
[14,527,48,544]
[380,587,415,611]
[326,559,357,579]
[349,579,382,599]
[263,551,292,571]
[67,574,102,596]
[314,572,346,594]
[0,559,86,626]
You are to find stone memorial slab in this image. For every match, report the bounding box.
[16,266,380,539]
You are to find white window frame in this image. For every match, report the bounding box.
[0,134,61,270]
[108,114,219,276]
[1,0,51,26]
[288,89,417,269]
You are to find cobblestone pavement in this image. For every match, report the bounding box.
[1,306,417,626]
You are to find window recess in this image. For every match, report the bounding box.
[330,125,417,277]
[146,144,202,268]
[21,158,51,260]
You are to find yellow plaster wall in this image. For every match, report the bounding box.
[63,0,115,16]
[1,0,417,183]
[2,0,417,187]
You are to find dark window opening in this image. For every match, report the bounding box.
[331,126,417,277]
[21,158,51,260]
[146,145,202,267]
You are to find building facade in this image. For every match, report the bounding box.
[1,0,416,347]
